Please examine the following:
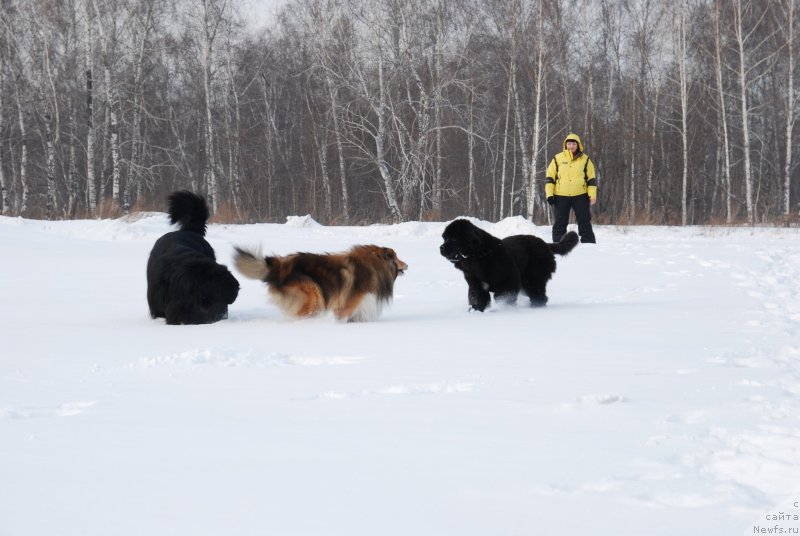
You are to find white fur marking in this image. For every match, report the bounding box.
[348,293,385,322]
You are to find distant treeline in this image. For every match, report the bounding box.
[0,0,797,225]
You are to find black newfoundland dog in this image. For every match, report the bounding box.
[146,191,240,324]
[440,219,578,311]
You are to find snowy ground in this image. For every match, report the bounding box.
[1,213,799,535]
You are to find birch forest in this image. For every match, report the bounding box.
[0,0,798,225]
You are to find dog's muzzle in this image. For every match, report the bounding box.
[396,260,408,276]
[440,245,467,263]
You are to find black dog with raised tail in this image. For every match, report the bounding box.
[440,219,578,311]
[146,191,239,324]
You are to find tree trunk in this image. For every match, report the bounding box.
[304,84,332,222]
[646,82,659,214]
[92,0,120,210]
[0,32,7,215]
[433,82,443,218]
[630,86,636,223]
[14,75,28,215]
[125,0,154,213]
[513,73,529,216]
[0,104,6,214]
[199,0,226,214]
[43,102,56,217]
[68,109,78,218]
[85,0,96,216]
[431,3,444,216]
[327,78,349,223]
[584,60,593,140]
[376,53,402,223]
[86,65,96,214]
[164,96,197,198]
[406,61,430,220]
[224,35,242,217]
[714,0,733,222]
[782,0,795,216]
[499,67,513,219]
[527,79,543,221]
[677,1,689,225]
[527,0,544,222]
[42,35,60,218]
[202,23,217,213]
[734,0,755,224]
[259,75,277,219]
[468,88,480,216]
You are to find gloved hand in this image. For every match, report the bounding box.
[547,196,555,206]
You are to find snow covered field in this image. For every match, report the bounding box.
[1,213,799,535]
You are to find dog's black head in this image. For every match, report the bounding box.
[439,219,498,264]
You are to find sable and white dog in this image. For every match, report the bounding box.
[233,244,407,322]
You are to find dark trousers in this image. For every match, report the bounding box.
[552,194,596,243]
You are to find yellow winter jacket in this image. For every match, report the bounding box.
[545,133,597,200]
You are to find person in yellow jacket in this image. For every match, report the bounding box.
[545,133,597,243]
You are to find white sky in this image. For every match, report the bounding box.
[241,0,287,29]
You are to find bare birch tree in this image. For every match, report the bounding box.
[776,0,797,216]
[222,18,248,217]
[190,0,230,214]
[341,0,401,222]
[304,0,345,222]
[303,80,332,222]
[91,0,121,210]
[0,4,8,215]
[499,63,513,219]
[372,30,402,223]
[732,0,778,224]
[304,0,352,222]
[526,0,545,221]
[84,0,97,215]
[38,30,61,218]
[675,0,690,225]
[13,60,29,215]
[124,0,156,213]
[510,1,531,218]
[67,108,78,218]
[713,0,734,222]
[645,79,660,214]
[733,0,755,223]
[259,72,280,219]
[431,0,445,217]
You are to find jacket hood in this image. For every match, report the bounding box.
[563,133,584,153]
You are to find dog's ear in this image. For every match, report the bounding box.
[382,248,395,261]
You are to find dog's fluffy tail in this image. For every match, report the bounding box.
[549,231,579,256]
[168,190,210,235]
[233,247,271,281]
